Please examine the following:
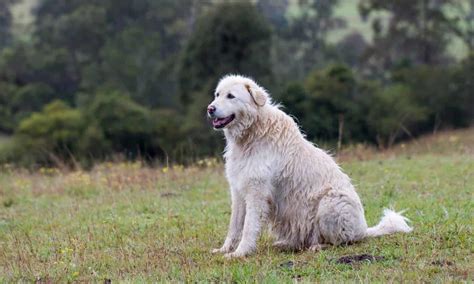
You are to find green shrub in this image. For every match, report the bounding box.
[15,100,84,166]
[392,62,473,132]
[366,84,428,147]
[81,90,163,160]
[297,64,365,143]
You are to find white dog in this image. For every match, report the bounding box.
[208,75,412,258]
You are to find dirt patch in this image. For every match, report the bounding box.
[160,192,178,198]
[431,260,454,267]
[336,254,385,265]
[35,277,53,284]
[279,260,294,269]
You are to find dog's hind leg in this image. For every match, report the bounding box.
[272,239,299,251]
[317,191,368,245]
[309,243,330,252]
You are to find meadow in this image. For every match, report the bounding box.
[0,129,473,282]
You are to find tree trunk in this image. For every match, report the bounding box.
[337,113,344,152]
[433,112,441,134]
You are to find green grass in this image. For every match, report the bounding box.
[0,130,473,282]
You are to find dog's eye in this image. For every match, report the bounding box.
[215,93,219,98]
[227,93,235,99]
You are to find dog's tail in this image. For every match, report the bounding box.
[366,209,413,237]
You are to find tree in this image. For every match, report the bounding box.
[451,53,474,125]
[256,0,289,33]
[33,0,199,107]
[277,83,308,124]
[0,0,16,49]
[446,0,474,52]
[393,62,472,132]
[335,32,368,69]
[304,64,365,145]
[0,41,79,103]
[179,1,273,106]
[359,0,456,74]
[82,90,162,160]
[10,83,55,125]
[279,0,345,79]
[0,82,17,132]
[366,84,427,147]
[98,27,165,106]
[177,1,273,158]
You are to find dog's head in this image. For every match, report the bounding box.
[207,75,268,131]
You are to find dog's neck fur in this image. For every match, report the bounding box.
[226,105,271,142]
[224,105,300,153]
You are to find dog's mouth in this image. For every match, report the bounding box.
[212,114,235,129]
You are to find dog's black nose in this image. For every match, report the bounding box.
[207,105,216,115]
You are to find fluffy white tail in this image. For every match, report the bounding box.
[366,209,413,237]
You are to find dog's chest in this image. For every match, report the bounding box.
[224,144,279,189]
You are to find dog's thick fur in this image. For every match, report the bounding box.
[208,75,412,258]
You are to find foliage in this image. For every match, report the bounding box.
[359,0,458,74]
[9,91,173,167]
[0,0,16,48]
[393,63,473,132]
[177,1,274,158]
[31,0,197,107]
[179,1,273,105]
[278,83,308,123]
[15,100,84,165]
[302,64,366,142]
[366,84,428,147]
[0,82,17,132]
[282,0,345,79]
[81,91,162,161]
[445,0,474,51]
[334,32,368,69]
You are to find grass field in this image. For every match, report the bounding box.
[0,129,473,282]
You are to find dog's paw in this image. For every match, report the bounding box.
[224,251,244,259]
[309,243,329,252]
[211,246,232,254]
[273,240,291,249]
[224,248,252,259]
[211,248,222,254]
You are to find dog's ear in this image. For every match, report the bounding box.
[245,84,267,107]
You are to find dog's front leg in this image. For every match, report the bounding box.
[212,188,245,254]
[225,186,270,258]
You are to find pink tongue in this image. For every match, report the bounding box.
[213,118,225,126]
[213,117,230,127]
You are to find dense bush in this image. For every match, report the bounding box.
[82,91,164,160]
[393,65,471,133]
[278,62,470,148]
[9,92,170,167]
[365,84,428,147]
[14,100,84,166]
